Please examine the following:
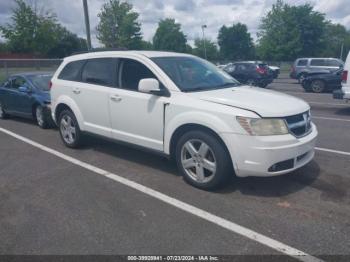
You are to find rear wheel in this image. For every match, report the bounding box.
[0,102,9,119]
[58,109,82,148]
[176,130,232,190]
[310,80,325,93]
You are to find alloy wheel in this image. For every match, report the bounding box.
[311,80,324,93]
[36,106,44,127]
[60,115,77,144]
[181,139,217,183]
[0,103,4,118]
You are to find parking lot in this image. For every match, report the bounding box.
[0,73,349,261]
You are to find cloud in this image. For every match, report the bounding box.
[0,0,349,47]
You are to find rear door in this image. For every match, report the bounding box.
[74,58,117,138]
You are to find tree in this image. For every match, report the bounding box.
[153,19,187,52]
[257,0,327,61]
[96,0,142,49]
[0,0,87,57]
[218,23,254,61]
[320,23,350,60]
[192,38,219,61]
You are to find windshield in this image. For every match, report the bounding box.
[151,56,241,92]
[28,74,52,92]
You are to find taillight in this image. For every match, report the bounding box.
[342,70,348,83]
[256,67,265,74]
[49,81,52,90]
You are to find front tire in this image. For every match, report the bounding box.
[35,105,51,129]
[58,109,82,148]
[0,102,9,119]
[175,130,232,190]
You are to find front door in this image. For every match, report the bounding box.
[109,58,166,151]
[8,76,32,117]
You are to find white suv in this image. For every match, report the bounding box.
[334,51,350,102]
[51,51,317,189]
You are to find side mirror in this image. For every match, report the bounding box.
[18,86,30,93]
[138,78,161,95]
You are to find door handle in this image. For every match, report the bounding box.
[73,88,81,94]
[110,95,122,102]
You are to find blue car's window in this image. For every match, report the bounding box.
[28,75,52,92]
[12,77,27,89]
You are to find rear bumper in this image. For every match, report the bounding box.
[222,123,318,177]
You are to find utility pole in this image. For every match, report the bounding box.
[201,25,207,60]
[340,43,344,61]
[83,0,92,50]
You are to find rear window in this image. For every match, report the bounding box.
[81,58,115,87]
[58,60,85,81]
[327,59,342,67]
[28,74,53,91]
[297,59,307,66]
[310,59,326,66]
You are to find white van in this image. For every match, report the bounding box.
[334,51,350,102]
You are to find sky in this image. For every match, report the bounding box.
[0,0,349,47]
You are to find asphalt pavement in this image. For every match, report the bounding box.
[0,73,349,261]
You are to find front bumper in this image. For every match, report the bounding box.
[222,123,318,177]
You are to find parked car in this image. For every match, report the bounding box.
[302,69,342,93]
[290,58,343,83]
[223,61,274,88]
[333,51,350,102]
[51,51,317,190]
[269,65,280,79]
[0,72,54,128]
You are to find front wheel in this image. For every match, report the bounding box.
[0,102,9,119]
[58,110,82,148]
[35,105,52,129]
[175,130,233,190]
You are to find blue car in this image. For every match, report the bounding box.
[0,72,54,128]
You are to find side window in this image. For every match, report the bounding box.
[12,77,28,89]
[81,58,115,86]
[120,59,157,91]
[2,79,12,89]
[58,60,85,81]
[297,59,308,66]
[310,59,326,66]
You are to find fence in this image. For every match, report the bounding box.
[0,59,63,82]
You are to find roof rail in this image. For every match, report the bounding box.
[71,47,128,56]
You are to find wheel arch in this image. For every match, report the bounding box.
[53,96,84,130]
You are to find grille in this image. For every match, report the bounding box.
[284,111,312,137]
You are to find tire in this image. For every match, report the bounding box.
[0,101,9,119]
[298,73,307,83]
[175,130,233,190]
[310,80,325,93]
[35,105,52,129]
[58,109,82,148]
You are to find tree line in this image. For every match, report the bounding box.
[1,0,350,61]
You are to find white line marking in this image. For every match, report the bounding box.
[0,127,322,262]
[308,101,348,107]
[312,116,350,122]
[316,147,350,156]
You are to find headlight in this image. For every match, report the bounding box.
[237,116,289,136]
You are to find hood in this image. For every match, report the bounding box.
[188,86,310,117]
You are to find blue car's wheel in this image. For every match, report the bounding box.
[0,102,9,119]
[35,105,51,129]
